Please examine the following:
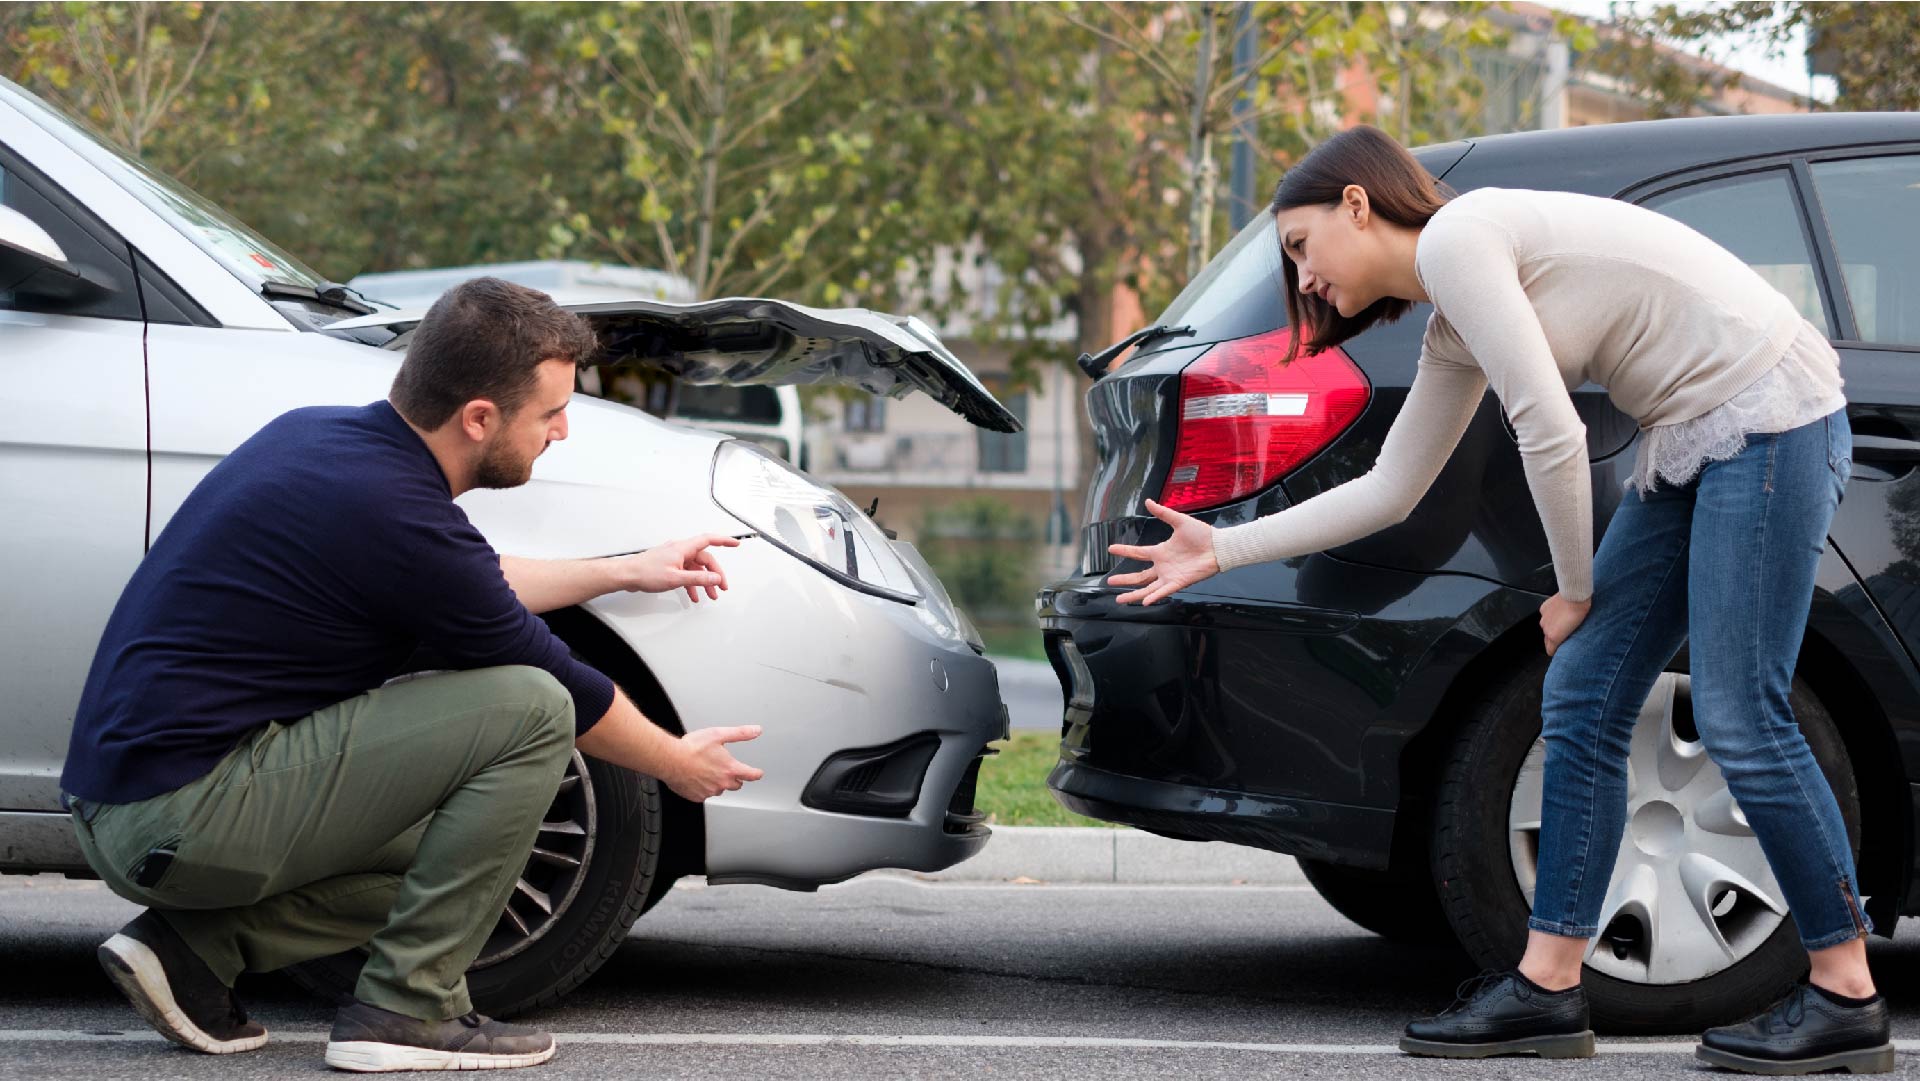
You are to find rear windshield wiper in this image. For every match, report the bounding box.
[1076,323,1193,380]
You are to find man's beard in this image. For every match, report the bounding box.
[473,439,538,490]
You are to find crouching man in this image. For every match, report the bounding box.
[59,277,759,1072]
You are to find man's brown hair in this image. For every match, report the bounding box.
[390,276,600,429]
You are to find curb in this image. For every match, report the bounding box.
[891,826,1308,885]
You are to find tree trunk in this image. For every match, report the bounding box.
[1185,3,1218,278]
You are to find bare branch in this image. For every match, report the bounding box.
[1055,3,1186,93]
[147,5,225,133]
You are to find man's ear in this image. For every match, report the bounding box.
[456,399,499,444]
[1343,184,1371,228]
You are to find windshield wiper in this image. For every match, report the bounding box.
[330,282,398,311]
[1075,324,1194,380]
[261,281,376,316]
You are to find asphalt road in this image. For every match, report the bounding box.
[6,872,1920,1079]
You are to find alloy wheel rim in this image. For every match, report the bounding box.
[474,750,598,967]
[1507,673,1787,984]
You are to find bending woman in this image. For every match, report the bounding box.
[1107,125,1883,1076]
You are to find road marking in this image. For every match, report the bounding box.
[830,879,1318,893]
[0,1030,1908,1055]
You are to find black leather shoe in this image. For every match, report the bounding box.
[1696,983,1894,1075]
[1400,970,1595,1059]
[98,910,268,1054]
[325,1000,556,1072]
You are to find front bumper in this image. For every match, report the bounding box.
[587,537,1007,889]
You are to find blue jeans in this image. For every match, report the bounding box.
[1529,409,1866,951]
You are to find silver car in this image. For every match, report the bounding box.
[0,76,1015,1014]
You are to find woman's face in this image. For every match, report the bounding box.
[1273,188,1380,318]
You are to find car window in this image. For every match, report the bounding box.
[976,375,1029,473]
[674,383,783,425]
[5,81,330,296]
[0,154,141,320]
[1641,170,1831,337]
[1809,155,1920,347]
[1158,212,1283,331]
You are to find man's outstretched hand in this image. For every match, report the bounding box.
[616,534,740,602]
[664,725,765,801]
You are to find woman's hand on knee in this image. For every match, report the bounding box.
[1540,593,1592,657]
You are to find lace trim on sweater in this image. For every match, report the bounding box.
[1629,323,1845,494]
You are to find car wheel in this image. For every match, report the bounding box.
[286,749,664,1017]
[1431,654,1860,1034]
[1298,857,1455,944]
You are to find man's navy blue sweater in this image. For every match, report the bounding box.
[61,401,616,804]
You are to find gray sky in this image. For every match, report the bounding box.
[1546,0,1838,102]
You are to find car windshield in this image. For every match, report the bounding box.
[7,81,331,293]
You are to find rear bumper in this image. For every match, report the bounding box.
[1047,758,1396,867]
[1038,559,1530,869]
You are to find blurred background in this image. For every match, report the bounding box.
[3,0,1901,659]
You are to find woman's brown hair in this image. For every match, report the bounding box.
[1272,124,1453,364]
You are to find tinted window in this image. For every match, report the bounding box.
[674,383,782,424]
[1641,170,1831,336]
[592,367,781,425]
[1156,144,1466,343]
[1810,155,1920,346]
[0,156,141,320]
[1158,212,1283,331]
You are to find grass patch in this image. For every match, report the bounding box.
[975,621,1046,662]
[976,730,1123,828]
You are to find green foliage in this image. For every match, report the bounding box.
[917,496,1041,622]
[976,731,1121,828]
[0,0,1506,351]
[2,2,608,280]
[1581,2,1920,116]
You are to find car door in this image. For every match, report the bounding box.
[1793,151,1920,661]
[0,144,148,811]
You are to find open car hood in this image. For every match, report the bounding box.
[326,296,1021,433]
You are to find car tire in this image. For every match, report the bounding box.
[1298,857,1456,944]
[1430,653,1860,1035]
[286,749,664,1018]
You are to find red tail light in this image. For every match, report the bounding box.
[1158,327,1370,513]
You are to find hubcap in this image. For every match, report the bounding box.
[474,751,597,967]
[1508,673,1786,984]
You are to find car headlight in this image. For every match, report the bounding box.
[892,539,985,652]
[711,440,921,603]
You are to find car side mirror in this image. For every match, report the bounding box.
[0,204,118,305]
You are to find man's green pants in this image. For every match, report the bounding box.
[72,666,575,1020]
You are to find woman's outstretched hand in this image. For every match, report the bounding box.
[1105,499,1220,605]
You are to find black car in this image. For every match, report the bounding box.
[1039,113,1920,1033]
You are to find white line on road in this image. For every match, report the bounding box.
[1,1030,1907,1056]
[829,878,1317,893]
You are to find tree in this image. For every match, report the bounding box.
[1583,2,1920,116]
[549,2,917,301]
[3,2,597,281]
